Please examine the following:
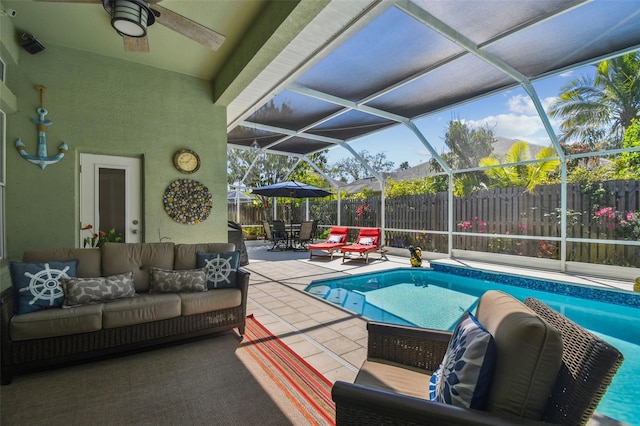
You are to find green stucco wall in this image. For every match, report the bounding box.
[2,43,228,286]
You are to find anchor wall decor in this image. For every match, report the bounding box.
[16,85,68,169]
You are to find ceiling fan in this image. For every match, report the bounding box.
[37,0,226,53]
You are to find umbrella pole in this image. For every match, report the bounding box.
[235,188,240,223]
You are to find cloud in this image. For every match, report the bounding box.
[507,94,557,115]
[465,114,542,138]
[461,94,564,143]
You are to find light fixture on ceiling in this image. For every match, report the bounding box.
[251,139,260,153]
[103,0,156,38]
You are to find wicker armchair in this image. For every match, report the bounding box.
[524,297,624,425]
[332,293,624,426]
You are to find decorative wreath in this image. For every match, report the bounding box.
[163,179,212,225]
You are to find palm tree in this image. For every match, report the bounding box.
[548,51,640,148]
[480,141,560,193]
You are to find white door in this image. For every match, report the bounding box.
[80,154,141,246]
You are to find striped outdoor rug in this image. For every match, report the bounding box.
[242,314,336,426]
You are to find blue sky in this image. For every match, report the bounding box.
[324,66,590,168]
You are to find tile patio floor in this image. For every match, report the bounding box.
[241,240,633,425]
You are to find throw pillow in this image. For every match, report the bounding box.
[62,272,136,307]
[196,251,240,289]
[358,237,375,246]
[10,260,79,314]
[428,311,496,410]
[326,234,344,243]
[149,267,208,293]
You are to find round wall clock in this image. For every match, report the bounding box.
[173,149,200,174]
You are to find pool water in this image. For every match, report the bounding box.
[304,267,640,425]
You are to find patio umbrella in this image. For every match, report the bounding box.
[251,181,331,198]
[252,181,331,223]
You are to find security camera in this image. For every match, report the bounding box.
[1,9,17,17]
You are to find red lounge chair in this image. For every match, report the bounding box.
[341,228,382,263]
[309,226,350,260]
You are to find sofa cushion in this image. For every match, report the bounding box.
[354,358,432,399]
[62,272,136,307]
[149,268,208,293]
[22,248,101,278]
[179,288,242,316]
[428,311,496,410]
[10,303,104,341]
[10,260,79,314]
[102,294,181,328]
[196,251,239,289]
[475,290,563,420]
[174,243,236,270]
[101,243,175,293]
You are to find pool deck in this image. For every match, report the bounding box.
[243,240,633,425]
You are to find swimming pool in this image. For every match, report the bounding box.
[304,265,640,425]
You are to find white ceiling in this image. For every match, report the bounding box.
[2,0,266,80]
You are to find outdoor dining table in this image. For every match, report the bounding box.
[285,223,301,250]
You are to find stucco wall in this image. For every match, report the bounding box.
[3,44,228,270]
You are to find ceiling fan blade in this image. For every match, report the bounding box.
[123,36,150,53]
[153,4,225,51]
[36,0,163,3]
[35,0,100,3]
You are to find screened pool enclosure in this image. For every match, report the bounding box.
[226,1,640,274]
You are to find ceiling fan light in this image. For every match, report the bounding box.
[109,0,154,38]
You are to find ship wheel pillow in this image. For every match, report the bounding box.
[10,260,79,314]
[196,251,240,289]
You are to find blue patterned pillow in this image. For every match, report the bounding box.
[429,311,496,410]
[196,251,240,289]
[10,260,79,314]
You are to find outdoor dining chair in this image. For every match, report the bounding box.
[294,220,315,250]
[262,220,288,251]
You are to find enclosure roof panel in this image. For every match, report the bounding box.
[227,0,640,159]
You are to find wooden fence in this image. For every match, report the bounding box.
[229,180,639,267]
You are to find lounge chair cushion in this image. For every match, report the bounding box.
[428,311,496,410]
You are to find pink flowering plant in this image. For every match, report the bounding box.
[457,216,487,233]
[355,203,371,221]
[457,215,558,258]
[593,207,640,240]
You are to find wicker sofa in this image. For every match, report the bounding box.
[1,242,249,385]
[332,290,624,426]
